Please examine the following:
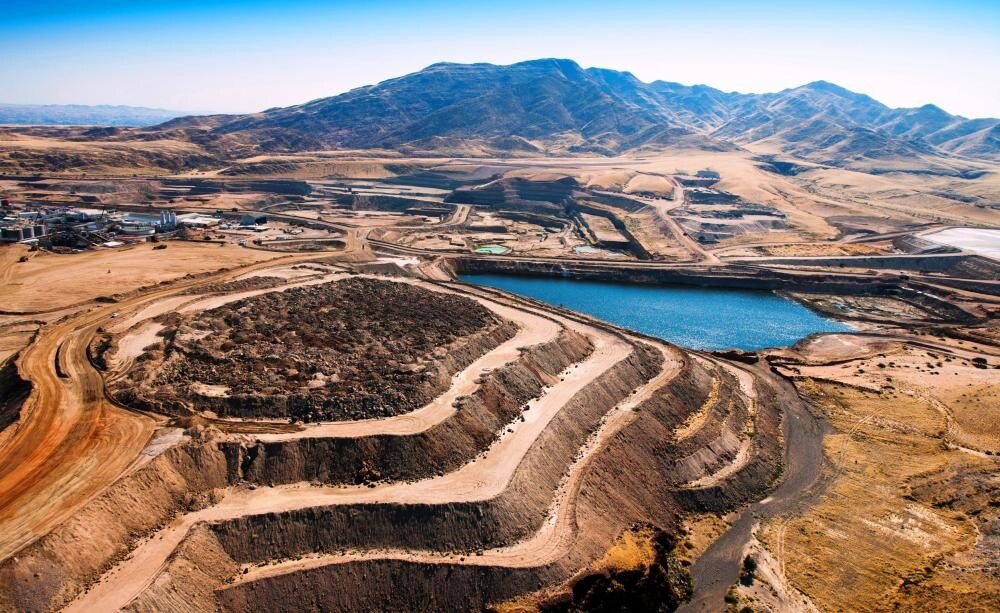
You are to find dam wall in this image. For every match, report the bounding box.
[454,258,898,295]
[746,253,995,276]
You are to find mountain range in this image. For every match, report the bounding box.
[0,104,189,127]
[143,59,1000,165]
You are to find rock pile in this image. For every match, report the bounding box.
[119,278,503,421]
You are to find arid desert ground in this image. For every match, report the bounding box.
[0,138,997,613]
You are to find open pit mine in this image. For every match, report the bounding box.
[1,62,999,612]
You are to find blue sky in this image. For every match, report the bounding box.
[2,0,998,117]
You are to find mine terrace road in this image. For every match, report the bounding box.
[0,254,322,562]
[66,306,641,612]
[677,362,830,613]
[228,342,683,584]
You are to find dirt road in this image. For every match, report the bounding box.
[0,255,321,562]
[0,296,157,560]
[231,342,683,582]
[677,364,830,612]
[66,307,638,612]
[596,184,721,264]
[653,185,721,265]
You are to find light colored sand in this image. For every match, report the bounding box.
[175,272,346,314]
[674,356,722,440]
[109,295,193,333]
[109,321,164,372]
[921,227,1000,260]
[737,527,820,612]
[2,242,284,313]
[230,265,320,281]
[624,173,675,196]
[684,363,757,488]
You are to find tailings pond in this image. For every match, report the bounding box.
[460,274,851,350]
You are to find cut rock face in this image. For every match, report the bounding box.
[2,264,799,613]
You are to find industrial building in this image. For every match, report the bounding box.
[239,213,267,226]
[176,213,220,228]
[0,199,47,242]
[159,210,178,229]
[1,224,46,242]
[116,211,178,236]
[237,213,269,230]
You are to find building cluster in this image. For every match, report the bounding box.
[1,199,49,242]
[1,202,167,247]
[0,193,285,254]
[0,199,266,250]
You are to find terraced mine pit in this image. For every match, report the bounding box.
[1,155,997,613]
[0,250,813,613]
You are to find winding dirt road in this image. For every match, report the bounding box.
[0,255,324,562]
[677,364,830,613]
[230,341,683,586]
[68,333,677,612]
[7,250,813,613]
[65,296,640,612]
[0,297,156,561]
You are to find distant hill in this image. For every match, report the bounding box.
[0,104,189,127]
[158,59,735,156]
[49,59,988,166]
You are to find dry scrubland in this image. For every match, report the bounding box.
[0,130,210,176]
[0,138,998,612]
[730,333,1000,613]
[759,381,999,612]
[1,242,284,312]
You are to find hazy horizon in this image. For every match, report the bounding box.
[3,0,999,118]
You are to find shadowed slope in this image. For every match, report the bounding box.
[148,60,999,164]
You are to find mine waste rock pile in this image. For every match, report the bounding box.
[181,275,287,295]
[0,263,814,613]
[113,277,515,421]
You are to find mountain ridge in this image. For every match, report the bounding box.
[151,58,1000,164]
[0,103,191,127]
